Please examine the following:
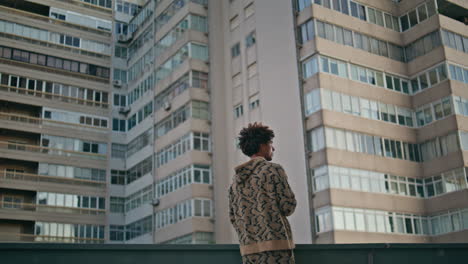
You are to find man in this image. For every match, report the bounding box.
[228,122,297,264]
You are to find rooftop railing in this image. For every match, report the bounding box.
[0,243,467,263]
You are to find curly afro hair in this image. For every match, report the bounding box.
[238,122,275,157]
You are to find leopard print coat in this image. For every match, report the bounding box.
[228,157,297,256]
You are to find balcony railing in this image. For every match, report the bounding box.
[0,201,105,215]
[0,112,108,133]
[0,58,109,83]
[67,0,113,15]
[0,243,467,263]
[0,169,105,188]
[0,141,107,160]
[0,32,111,59]
[0,233,104,243]
[0,5,112,35]
[0,84,109,109]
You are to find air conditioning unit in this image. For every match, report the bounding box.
[151,198,160,207]
[119,106,131,115]
[117,34,132,43]
[113,80,122,87]
[163,101,171,111]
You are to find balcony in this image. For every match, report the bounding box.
[437,0,468,24]
[0,169,105,188]
[0,141,107,160]
[0,84,109,109]
[0,200,105,216]
[0,112,108,134]
[0,32,110,60]
[0,4,112,35]
[0,243,467,263]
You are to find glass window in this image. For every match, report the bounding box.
[343,29,353,46]
[409,10,418,27]
[426,1,436,17]
[320,57,329,73]
[417,5,427,22]
[419,74,428,89]
[400,15,409,31]
[375,10,384,27]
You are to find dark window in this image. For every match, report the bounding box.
[91,143,98,153]
[400,15,409,31]
[350,2,359,17]
[83,142,91,152]
[73,37,80,47]
[10,76,18,87]
[1,74,8,85]
[409,10,418,27]
[44,111,51,119]
[28,80,35,90]
[19,77,27,88]
[65,36,73,46]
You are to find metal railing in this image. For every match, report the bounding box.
[0,141,107,160]
[0,243,467,263]
[0,112,108,133]
[0,200,105,215]
[65,0,113,15]
[0,169,105,188]
[0,84,109,109]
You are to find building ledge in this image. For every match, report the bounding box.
[0,243,467,263]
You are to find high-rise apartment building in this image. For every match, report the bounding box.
[0,0,467,245]
[0,0,112,242]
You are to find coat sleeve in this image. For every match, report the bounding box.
[274,165,297,217]
[228,186,236,227]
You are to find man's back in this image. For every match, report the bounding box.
[228,156,296,256]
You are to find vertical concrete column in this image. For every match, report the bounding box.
[255,0,313,243]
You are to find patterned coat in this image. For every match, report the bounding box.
[228,157,297,256]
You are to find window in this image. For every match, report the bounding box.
[249,97,260,110]
[234,104,243,118]
[230,15,240,30]
[299,20,315,44]
[244,3,255,18]
[303,56,318,79]
[231,43,240,58]
[247,63,257,78]
[309,127,325,152]
[246,31,256,48]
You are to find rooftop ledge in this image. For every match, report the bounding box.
[1,243,468,264]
